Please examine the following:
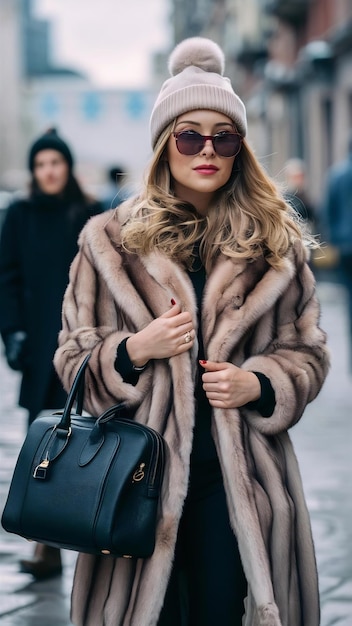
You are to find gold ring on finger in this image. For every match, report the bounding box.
[184,331,191,344]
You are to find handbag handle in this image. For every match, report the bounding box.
[57,354,91,431]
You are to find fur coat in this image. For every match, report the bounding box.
[54,207,329,626]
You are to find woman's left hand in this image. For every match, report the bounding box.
[199,360,261,409]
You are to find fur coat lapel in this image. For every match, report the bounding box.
[202,253,295,360]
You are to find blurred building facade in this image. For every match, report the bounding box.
[0,0,157,194]
[22,0,83,78]
[0,0,23,190]
[1,0,352,209]
[167,0,352,206]
[256,0,352,205]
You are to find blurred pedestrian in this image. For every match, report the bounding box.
[54,38,329,626]
[0,128,102,579]
[101,164,130,210]
[284,157,316,230]
[321,130,352,371]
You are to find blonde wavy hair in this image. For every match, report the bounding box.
[121,121,312,272]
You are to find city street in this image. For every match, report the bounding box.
[0,280,351,625]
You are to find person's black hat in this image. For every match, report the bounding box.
[28,128,74,171]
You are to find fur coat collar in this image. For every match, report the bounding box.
[54,209,329,626]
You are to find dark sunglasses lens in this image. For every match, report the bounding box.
[214,134,241,157]
[176,133,203,155]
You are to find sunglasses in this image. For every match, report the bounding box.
[173,130,242,158]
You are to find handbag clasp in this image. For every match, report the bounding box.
[33,426,72,480]
[33,455,50,479]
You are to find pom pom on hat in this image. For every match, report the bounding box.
[168,37,225,77]
[150,37,247,148]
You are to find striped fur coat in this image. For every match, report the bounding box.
[54,207,329,626]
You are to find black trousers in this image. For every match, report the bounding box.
[158,462,247,626]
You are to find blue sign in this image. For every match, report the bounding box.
[40,93,59,118]
[124,92,146,119]
[82,93,102,120]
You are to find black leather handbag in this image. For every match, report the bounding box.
[1,355,165,558]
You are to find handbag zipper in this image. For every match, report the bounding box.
[99,409,164,490]
[132,463,145,482]
[150,433,164,487]
[127,423,164,489]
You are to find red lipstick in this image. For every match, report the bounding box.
[194,165,219,174]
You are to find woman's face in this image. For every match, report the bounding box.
[166,109,238,215]
[33,149,69,195]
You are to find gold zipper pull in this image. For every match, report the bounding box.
[132,462,145,483]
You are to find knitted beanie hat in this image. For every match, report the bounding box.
[150,37,247,148]
[28,128,74,171]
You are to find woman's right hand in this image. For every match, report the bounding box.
[126,301,195,367]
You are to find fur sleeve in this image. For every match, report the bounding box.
[53,217,151,416]
[241,250,330,435]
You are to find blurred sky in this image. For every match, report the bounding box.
[35,0,171,88]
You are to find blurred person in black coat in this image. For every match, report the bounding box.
[101,164,131,210]
[0,128,102,579]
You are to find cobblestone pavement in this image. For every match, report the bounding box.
[0,281,351,625]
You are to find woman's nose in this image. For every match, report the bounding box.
[201,138,215,155]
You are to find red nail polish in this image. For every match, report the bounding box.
[199,360,207,365]
[171,298,176,305]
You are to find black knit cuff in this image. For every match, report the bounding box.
[114,337,143,386]
[245,372,276,417]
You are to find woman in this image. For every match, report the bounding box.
[54,38,329,626]
[0,128,102,579]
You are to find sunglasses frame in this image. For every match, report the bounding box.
[173,130,243,158]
